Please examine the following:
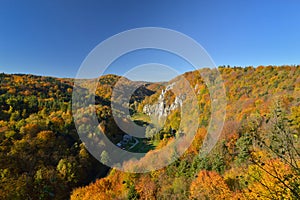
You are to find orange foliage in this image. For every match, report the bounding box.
[37,130,55,141]
[186,127,206,155]
[135,174,157,200]
[71,170,126,200]
[190,170,232,199]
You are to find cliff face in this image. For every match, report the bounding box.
[142,82,185,118]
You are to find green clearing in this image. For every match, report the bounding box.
[128,138,156,153]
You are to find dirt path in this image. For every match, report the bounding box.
[128,137,139,150]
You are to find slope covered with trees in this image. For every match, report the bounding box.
[0,65,299,199]
[71,66,300,200]
[0,73,155,199]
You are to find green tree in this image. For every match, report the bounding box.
[100,150,111,166]
[57,158,78,183]
[127,184,140,200]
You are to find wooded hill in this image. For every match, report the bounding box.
[0,65,299,199]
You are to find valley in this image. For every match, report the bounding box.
[0,66,299,199]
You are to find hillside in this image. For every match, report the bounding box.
[0,66,299,199]
[71,66,300,200]
[0,73,159,199]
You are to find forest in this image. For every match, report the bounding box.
[0,65,299,199]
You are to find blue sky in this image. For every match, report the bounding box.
[0,0,300,80]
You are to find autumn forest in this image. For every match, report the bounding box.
[0,65,300,199]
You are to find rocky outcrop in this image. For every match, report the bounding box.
[143,82,185,118]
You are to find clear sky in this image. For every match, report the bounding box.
[1,0,300,79]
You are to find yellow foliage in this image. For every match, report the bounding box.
[244,159,295,199]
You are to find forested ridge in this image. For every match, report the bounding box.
[0,66,299,199]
